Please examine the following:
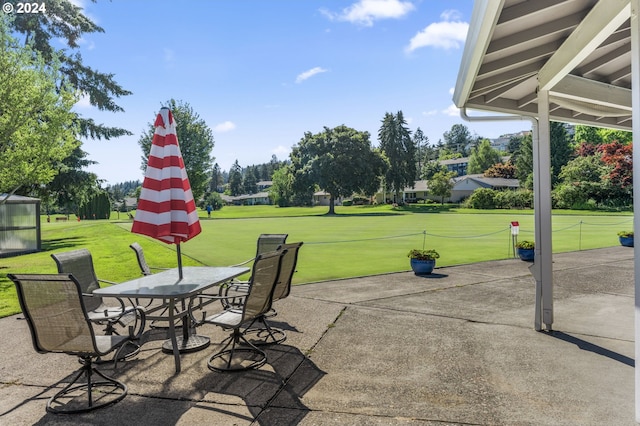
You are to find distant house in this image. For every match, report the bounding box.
[440,157,468,176]
[438,156,511,177]
[224,192,271,205]
[256,181,272,191]
[219,181,274,206]
[375,174,520,204]
[400,180,429,204]
[112,196,138,212]
[313,191,344,206]
[449,174,519,202]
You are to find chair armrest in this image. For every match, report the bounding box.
[98,278,119,286]
[127,306,146,340]
[229,257,254,267]
[188,294,228,326]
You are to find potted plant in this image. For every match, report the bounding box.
[618,231,634,247]
[515,240,535,261]
[408,249,440,275]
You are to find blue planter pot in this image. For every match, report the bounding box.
[517,248,535,261]
[410,258,436,275]
[619,236,634,247]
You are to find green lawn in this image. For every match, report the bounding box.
[0,204,632,317]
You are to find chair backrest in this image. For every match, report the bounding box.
[8,273,99,356]
[51,249,102,311]
[242,250,286,321]
[130,242,152,276]
[256,234,288,257]
[272,242,303,302]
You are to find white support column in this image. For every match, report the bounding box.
[630,0,640,421]
[535,89,554,331]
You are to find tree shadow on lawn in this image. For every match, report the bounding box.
[41,236,85,252]
[321,211,403,217]
[394,204,457,214]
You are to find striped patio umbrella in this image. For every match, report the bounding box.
[132,107,201,279]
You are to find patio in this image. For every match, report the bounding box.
[0,246,634,425]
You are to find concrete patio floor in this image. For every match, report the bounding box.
[0,246,635,425]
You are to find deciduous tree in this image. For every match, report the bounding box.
[0,19,77,195]
[467,139,502,174]
[290,125,388,214]
[138,99,215,202]
[428,171,456,205]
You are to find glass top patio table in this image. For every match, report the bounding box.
[94,266,249,373]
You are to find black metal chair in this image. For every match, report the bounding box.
[8,273,145,414]
[195,250,286,372]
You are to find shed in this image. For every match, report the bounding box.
[0,194,41,257]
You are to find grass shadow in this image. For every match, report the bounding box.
[41,236,85,252]
[394,204,457,214]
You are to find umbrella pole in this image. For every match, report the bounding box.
[177,243,183,280]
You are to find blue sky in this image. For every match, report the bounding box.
[70,0,530,185]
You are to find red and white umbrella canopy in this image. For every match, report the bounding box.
[132,107,201,245]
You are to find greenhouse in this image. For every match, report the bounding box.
[0,194,41,258]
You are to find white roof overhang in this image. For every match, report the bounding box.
[453,0,633,130]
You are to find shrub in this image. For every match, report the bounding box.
[465,188,496,209]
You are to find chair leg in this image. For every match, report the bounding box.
[242,315,286,346]
[207,329,267,372]
[47,357,127,414]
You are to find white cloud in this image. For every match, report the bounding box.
[321,0,415,27]
[443,104,460,117]
[405,10,468,53]
[214,121,236,132]
[75,92,92,109]
[272,145,291,158]
[440,9,462,22]
[296,67,328,83]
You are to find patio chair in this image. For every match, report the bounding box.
[129,242,169,276]
[8,273,146,414]
[129,242,174,327]
[230,234,289,268]
[243,242,303,345]
[195,249,286,372]
[51,249,136,337]
[219,233,288,309]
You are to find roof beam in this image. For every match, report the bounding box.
[487,12,583,55]
[550,74,632,110]
[538,0,630,91]
[576,44,630,76]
